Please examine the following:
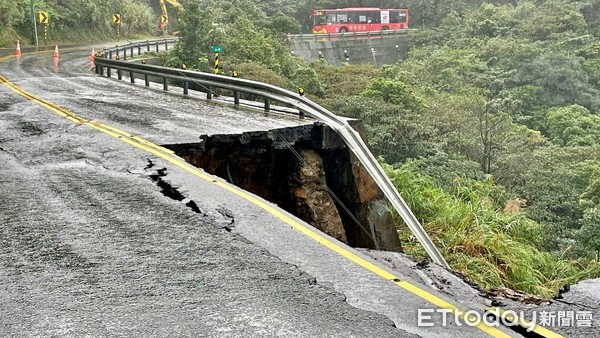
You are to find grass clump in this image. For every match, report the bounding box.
[383,160,600,298]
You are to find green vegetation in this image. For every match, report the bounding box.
[163,0,600,297]
[383,160,599,298]
[3,0,600,298]
[0,0,157,46]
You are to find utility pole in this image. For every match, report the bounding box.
[31,0,39,46]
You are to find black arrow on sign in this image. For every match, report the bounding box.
[39,12,48,24]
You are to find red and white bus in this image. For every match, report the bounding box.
[312,7,409,34]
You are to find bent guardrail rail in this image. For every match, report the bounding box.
[93,39,450,269]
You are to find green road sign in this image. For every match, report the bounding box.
[211,45,223,53]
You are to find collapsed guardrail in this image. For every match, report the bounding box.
[93,39,450,268]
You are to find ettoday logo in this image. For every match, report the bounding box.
[417,308,594,331]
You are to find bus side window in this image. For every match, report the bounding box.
[348,12,359,23]
[327,13,336,24]
[368,11,379,23]
[399,12,407,23]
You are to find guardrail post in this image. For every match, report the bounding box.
[130,46,134,57]
[109,50,113,59]
[123,48,127,60]
[156,43,159,53]
[206,87,212,100]
[183,82,188,95]
[144,74,149,87]
[164,40,168,50]
[117,69,122,80]
[130,71,135,83]
[138,45,141,55]
[264,98,270,112]
[163,77,168,91]
[147,40,150,52]
[234,90,240,105]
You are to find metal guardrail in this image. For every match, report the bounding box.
[93,39,450,269]
[287,29,417,42]
[99,38,179,60]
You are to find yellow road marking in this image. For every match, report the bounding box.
[0,51,542,338]
[486,307,565,338]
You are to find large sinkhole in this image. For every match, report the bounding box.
[163,121,402,252]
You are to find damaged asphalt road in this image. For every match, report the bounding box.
[0,46,553,337]
[0,47,417,337]
[0,97,406,336]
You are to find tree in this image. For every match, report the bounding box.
[173,2,219,67]
[514,146,598,253]
[0,0,26,27]
[267,12,301,37]
[360,78,423,109]
[545,105,600,147]
[419,88,544,181]
[0,0,26,45]
[578,208,600,261]
[291,66,324,97]
[329,95,435,163]
[513,53,600,112]
[221,17,278,68]
[581,166,600,207]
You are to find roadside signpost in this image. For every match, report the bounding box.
[38,11,49,42]
[113,14,121,41]
[211,45,222,74]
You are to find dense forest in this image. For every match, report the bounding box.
[2,0,600,298]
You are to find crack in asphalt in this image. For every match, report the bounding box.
[0,146,18,158]
[144,159,243,233]
[216,207,235,232]
[145,159,205,216]
[552,297,598,310]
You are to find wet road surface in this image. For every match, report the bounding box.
[0,53,404,336]
[0,45,525,337]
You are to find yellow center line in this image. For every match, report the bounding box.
[1,51,546,337]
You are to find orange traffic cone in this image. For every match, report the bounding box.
[16,40,22,55]
[89,48,95,61]
[53,45,59,58]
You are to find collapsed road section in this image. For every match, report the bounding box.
[164,121,402,252]
[0,46,527,337]
[94,41,448,268]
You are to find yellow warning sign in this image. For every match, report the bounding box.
[112,14,121,24]
[38,12,49,24]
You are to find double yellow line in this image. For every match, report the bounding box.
[0,51,560,337]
